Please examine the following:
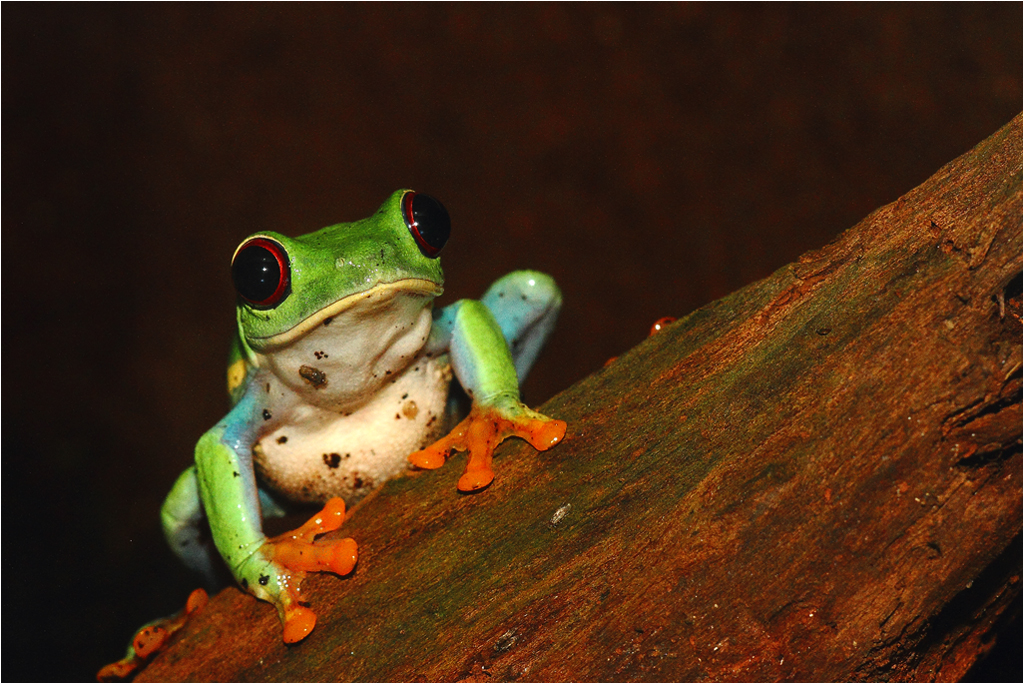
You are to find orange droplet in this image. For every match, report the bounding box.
[649,316,676,336]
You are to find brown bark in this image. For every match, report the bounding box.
[137,115,1022,682]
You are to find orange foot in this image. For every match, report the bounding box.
[262,497,358,643]
[96,588,208,681]
[409,403,567,491]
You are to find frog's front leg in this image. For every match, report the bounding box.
[479,270,563,384]
[195,386,357,643]
[411,272,566,491]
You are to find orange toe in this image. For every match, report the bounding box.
[283,605,317,644]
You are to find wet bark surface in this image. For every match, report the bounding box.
[139,116,1022,681]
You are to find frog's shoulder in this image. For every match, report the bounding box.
[227,329,255,405]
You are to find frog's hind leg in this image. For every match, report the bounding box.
[101,470,216,681]
[162,468,291,585]
[161,465,221,586]
[97,588,208,681]
[480,270,562,384]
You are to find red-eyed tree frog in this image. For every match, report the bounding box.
[100,190,565,679]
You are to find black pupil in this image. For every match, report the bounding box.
[410,193,451,254]
[232,244,282,303]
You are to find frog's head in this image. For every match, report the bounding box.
[232,189,448,353]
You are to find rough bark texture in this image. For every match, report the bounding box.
[138,116,1022,682]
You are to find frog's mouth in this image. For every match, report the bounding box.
[252,278,443,351]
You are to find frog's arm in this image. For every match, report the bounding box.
[162,334,294,588]
[479,270,563,384]
[413,270,566,490]
[194,380,357,643]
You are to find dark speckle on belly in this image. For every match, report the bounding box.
[402,400,419,419]
[299,364,328,389]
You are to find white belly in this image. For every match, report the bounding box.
[253,356,452,504]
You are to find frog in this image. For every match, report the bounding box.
[100,189,565,679]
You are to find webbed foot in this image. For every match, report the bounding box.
[260,497,357,643]
[408,400,566,491]
[96,588,208,681]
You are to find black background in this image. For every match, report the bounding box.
[4,4,1021,681]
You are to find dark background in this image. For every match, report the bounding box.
[4,4,1020,681]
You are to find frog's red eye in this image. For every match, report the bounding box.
[402,191,450,258]
[231,237,291,308]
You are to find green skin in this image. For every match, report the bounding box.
[159,189,562,637]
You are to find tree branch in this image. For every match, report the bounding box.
[138,115,1022,682]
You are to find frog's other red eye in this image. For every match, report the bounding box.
[231,237,291,308]
[402,191,450,258]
